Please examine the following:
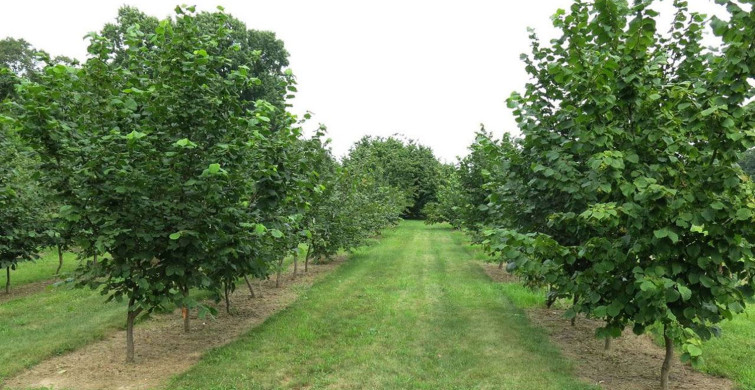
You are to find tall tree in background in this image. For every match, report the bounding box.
[344,136,441,219]
[739,148,755,177]
[0,121,45,293]
[0,38,42,100]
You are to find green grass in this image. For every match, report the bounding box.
[0,245,314,384]
[697,306,755,390]
[1,249,81,289]
[0,284,126,381]
[168,221,593,390]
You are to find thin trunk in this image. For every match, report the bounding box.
[661,326,674,390]
[571,296,578,326]
[498,260,504,269]
[604,336,612,351]
[304,243,311,273]
[55,245,64,275]
[276,257,283,288]
[182,288,190,333]
[224,282,231,315]
[5,267,9,294]
[243,275,255,298]
[293,251,298,279]
[126,299,141,363]
[93,251,98,266]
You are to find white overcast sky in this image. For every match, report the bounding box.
[0,1,727,162]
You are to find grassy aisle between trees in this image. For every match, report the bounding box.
[168,221,592,390]
[0,249,80,289]
[0,286,125,381]
[697,306,755,389]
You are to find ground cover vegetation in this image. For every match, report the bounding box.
[168,221,592,390]
[0,5,409,364]
[426,1,755,389]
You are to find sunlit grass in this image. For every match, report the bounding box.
[699,305,755,390]
[0,249,81,290]
[0,285,125,381]
[168,221,593,389]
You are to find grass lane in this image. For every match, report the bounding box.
[0,286,125,381]
[698,306,755,389]
[1,249,81,290]
[168,221,592,389]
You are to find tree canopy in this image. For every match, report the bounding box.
[344,135,442,219]
[429,1,755,388]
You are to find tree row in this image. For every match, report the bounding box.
[426,1,755,389]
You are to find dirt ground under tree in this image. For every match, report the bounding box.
[481,262,734,390]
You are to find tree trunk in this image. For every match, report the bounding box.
[126,299,141,363]
[93,251,98,266]
[5,267,9,294]
[224,282,231,315]
[304,243,311,273]
[182,288,190,333]
[661,326,674,390]
[276,257,283,288]
[243,275,255,298]
[55,245,64,275]
[571,296,578,326]
[498,260,504,269]
[604,336,612,351]
[293,251,298,279]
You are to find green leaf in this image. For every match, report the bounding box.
[207,163,220,174]
[710,16,727,36]
[270,229,284,238]
[137,278,150,289]
[174,138,197,148]
[686,344,702,357]
[169,232,181,240]
[126,130,146,140]
[654,229,668,239]
[678,284,692,301]
[124,98,137,111]
[701,106,718,117]
[699,275,715,288]
[735,208,752,220]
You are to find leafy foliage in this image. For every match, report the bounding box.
[0,124,45,289]
[344,136,442,219]
[6,5,407,362]
[433,0,755,387]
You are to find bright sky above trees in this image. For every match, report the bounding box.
[0,0,727,161]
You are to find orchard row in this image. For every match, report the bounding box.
[0,6,441,362]
[426,1,755,389]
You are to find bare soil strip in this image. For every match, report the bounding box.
[479,261,520,283]
[5,258,345,390]
[480,262,734,390]
[0,279,58,305]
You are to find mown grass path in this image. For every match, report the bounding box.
[169,221,591,389]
